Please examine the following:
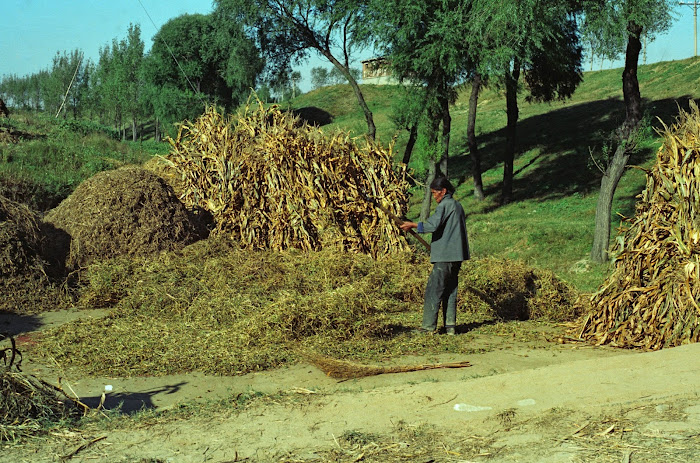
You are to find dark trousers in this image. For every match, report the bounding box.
[422,261,462,331]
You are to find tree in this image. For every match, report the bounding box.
[310,66,330,89]
[584,0,676,262]
[328,65,360,84]
[215,0,378,139]
[123,24,144,141]
[466,73,485,200]
[141,13,262,132]
[43,49,85,118]
[471,0,583,204]
[367,0,475,220]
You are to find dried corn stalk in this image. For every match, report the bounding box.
[581,101,700,349]
[166,99,411,256]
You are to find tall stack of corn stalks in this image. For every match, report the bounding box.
[581,101,700,349]
[165,100,412,256]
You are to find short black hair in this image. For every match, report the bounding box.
[430,176,455,193]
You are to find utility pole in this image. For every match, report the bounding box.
[680,1,699,57]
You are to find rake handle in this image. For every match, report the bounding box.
[373,202,431,252]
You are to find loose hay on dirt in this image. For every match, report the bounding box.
[42,167,204,271]
[28,240,581,377]
[163,100,412,256]
[580,101,700,349]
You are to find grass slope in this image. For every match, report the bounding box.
[290,57,700,292]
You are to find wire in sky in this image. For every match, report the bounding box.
[136,0,206,103]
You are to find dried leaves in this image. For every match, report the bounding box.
[581,101,700,349]
[166,100,411,257]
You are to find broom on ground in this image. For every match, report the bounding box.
[304,352,471,380]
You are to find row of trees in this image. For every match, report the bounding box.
[0,0,678,261]
[0,15,264,141]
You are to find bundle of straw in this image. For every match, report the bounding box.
[581,101,700,349]
[165,99,412,257]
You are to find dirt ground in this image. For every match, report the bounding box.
[2,309,699,463]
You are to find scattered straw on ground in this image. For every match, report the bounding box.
[164,100,412,256]
[42,166,203,271]
[28,239,581,377]
[580,101,700,349]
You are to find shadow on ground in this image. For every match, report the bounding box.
[81,382,188,415]
[0,311,43,335]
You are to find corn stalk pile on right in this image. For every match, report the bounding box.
[581,101,700,349]
[165,101,412,257]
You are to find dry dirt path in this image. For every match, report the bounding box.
[2,310,699,462]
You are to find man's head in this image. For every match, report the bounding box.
[429,176,454,203]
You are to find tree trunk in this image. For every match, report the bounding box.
[420,111,442,222]
[439,91,451,177]
[590,21,643,263]
[325,53,376,140]
[402,123,418,165]
[132,118,137,142]
[420,160,438,222]
[467,74,484,201]
[590,146,630,262]
[502,59,521,205]
[155,117,160,143]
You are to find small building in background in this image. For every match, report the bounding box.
[361,57,400,85]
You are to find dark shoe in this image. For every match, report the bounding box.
[445,326,456,336]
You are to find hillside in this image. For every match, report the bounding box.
[289,57,700,292]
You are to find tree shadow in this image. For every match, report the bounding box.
[291,106,334,126]
[450,95,699,216]
[81,382,188,415]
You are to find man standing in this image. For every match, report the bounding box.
[400,176,470,335]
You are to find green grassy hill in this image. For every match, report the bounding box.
[289,57,700,292]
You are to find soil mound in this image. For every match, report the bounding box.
[43,167,202,270]
[581,101,700,349]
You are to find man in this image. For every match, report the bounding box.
[400,176,470,335]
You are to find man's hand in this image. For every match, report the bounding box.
[400,221,418,232]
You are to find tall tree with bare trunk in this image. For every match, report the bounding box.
[583,0,676,262]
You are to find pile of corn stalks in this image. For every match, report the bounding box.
[165,100,412,256]
[581,101,700,349]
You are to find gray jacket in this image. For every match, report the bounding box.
[417,193,470,263]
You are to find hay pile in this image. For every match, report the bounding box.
[581,102,700,349]
[0,195,43,277]
[165,101,411,256]
[42,166,203,270]
[0,195,66,313]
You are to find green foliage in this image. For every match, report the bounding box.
[57,119,118,139]
[582,0,677,61]
[141,13,262,126]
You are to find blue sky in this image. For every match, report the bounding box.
[1,0,699,92]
